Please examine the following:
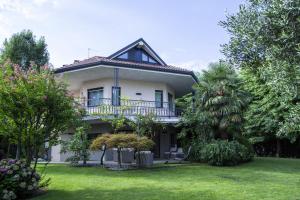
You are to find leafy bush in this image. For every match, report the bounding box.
[0,159,44,200]
[61,127,90,166]
[202,140,253,166]
[187,139,207,162]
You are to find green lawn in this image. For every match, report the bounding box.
[34,157,300,200]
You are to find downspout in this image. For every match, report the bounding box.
[113,68,120,116]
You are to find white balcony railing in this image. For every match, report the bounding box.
[76,98,181,117]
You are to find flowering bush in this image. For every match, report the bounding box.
[0,159,42,200]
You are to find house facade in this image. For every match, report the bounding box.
[50,38,197,161]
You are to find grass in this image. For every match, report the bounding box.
[34,157,300,200]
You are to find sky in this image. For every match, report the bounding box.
[0,0,245,71]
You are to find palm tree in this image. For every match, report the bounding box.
[194,62,250,140]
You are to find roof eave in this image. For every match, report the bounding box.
[54,61,198,83]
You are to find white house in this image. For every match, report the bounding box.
[51,38,197,161]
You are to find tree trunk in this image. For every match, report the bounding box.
[137,151,141,168]
[26,146,32,166]
[6,142,11,158]
[100,145,106,165]
[16,132,21,160]
[220,131,228,140]
[117,147,122,168]
[276,139,281,157]
[33,146,39,171]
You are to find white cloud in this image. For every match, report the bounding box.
[172,59,216,72]
[0,0,58,20]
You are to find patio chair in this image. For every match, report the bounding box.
[171,147,184,159]
[174,146,192,161]
[164,146,192,164]
[163,146,178,159]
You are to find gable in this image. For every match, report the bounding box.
[108,38,166,65]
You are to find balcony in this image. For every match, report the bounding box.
[77,98,182,118]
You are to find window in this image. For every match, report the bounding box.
[115,48,159,64]
[155,90,163,108]
[112,86,121,106]
[149,57,156,63]
[117,52,128,59]
[87,88,103,107]
[142,53,148,62]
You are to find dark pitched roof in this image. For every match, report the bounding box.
[54,39,198,82]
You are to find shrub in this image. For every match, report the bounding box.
[187,139,207,162]
[0,159,43,200]
[202,140,253,166]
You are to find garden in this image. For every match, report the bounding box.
[34,157,300,200]
[0,0,300,199]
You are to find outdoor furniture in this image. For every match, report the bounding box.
[104,148,114,161]
[112,148,135,163]
[135,151,153,167]
[174,146,192,161]
[164,146,178,159]
[164,146,191,160]
[171,147,184,159]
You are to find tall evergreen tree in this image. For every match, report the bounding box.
[0,30,49,70]
[221,0,300,155]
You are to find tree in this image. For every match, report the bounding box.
[90,133,154,168]
[130,113,165,139]
[61,126,90,165]
[0,30,49,71]
[179,62,250,142]
[0,62,83,167]
[221,0,300,155]
[90,134,111,165]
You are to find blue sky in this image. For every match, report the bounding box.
[0,0,244,71]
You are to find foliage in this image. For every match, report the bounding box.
[91,133,154,151]
[187,138,207,162]
[91,133,154,150]
[90,134,111,151]
[0,159,45,200]
[179,62,250,142]
[61,127,90,166]
[90,133,154,167]
[221,0,300,146]
[0,62,84,166]
[100,114,131,134]
[201,140,253,166]
[178,62,251,165]
[130,113,165,138]
[0,30,49,71]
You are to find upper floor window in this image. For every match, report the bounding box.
[155,90,163,108]
[87,87,103,107]
[112,86,121,106]
[115,47,158,64]
[117,52,128,59]
[142,53,148,62]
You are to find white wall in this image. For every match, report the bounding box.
[71,78,175,103]
[50,134,73,162]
